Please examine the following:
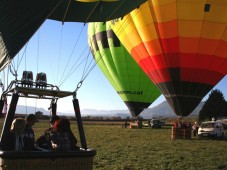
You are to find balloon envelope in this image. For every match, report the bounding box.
[112,0,227,116]
[0,0,146,71]
[88,22,160,117]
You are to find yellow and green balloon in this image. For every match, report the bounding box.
[88,22,161,117]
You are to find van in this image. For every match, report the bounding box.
[198,121,224,139]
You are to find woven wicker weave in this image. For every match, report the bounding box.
[172,127,191,139]
[0,157,93,170]
[0,150,96,170]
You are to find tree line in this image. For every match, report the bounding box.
[199,89,227,122]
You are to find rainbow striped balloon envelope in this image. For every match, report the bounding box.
[111,0,227,116]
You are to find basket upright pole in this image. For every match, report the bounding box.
[73,98,87,150]
[0,99,4,118]
[0,93,19,149]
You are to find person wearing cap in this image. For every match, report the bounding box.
[36,115,60,150]
[23,114,36,151]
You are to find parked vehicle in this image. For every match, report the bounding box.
[150,119,162,128]
[198,121,224,139]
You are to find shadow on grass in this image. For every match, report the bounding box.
[192,136,227,141]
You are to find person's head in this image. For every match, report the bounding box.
[25,114,36,127]
[53,118,71,133]
[50,115,60,126]
[11,118,26,135]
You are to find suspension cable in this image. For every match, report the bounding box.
[58,23,86,86]
[58,45,94,87]
[56,25,64,85]
[36,30,40,74]
[84,0,101,23]
[62,0,72,24]
[106,0,126,22]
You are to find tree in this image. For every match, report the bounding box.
[198,89,226,122]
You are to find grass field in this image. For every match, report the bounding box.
[33,120,227,170]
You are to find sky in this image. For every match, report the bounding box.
[1,20,227,115]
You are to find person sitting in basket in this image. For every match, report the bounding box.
[50,118,78,151]
[23,114,36,151]
[36,115,60,149]
[6,118,26,151]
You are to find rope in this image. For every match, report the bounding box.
[35,99,37,113]
[25,98,28,116]
[62,0,72,24]
[58,24,86,86]
[56,26,64,85]
[80,49,98,82]
[58,45,89,87]
[84,0,101,23]
[5,0,127,95]
[36,30,40,74]
[105,0,127,22]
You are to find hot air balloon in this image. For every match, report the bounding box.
[0,0,146,71]
[88,22,160,117]
[1,1,153,168]
[111,0,227,117]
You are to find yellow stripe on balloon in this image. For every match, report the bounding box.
[156,21,178,38]
[201,22,226,39]
[177,2,205,20]
[150,0,177,22]
[150,0,175,6]
[205,3,227,23]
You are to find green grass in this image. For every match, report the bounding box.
[2,120,227,170]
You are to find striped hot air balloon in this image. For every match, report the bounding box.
[111,0,227,116]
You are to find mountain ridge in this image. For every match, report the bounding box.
[14,101,204,119]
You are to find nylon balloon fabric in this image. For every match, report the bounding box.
[0,0,146,71]
[88,22,160,117]
[111,0,227,116]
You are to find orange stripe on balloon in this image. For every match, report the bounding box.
[179,37,223,55]
[131,39,162,62]
[131,37,179,62]
[154,20,178,38]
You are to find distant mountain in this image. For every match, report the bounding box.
[14,101,204,119]
[15,105,70,116]
[81,101,205,119]
[140,101,205,119]
[81,109,130,117]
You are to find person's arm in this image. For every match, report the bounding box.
[69,130,78,147]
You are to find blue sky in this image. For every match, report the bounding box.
[1,20,227,115]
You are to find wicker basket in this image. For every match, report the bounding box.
[0,150,96,170]
[171,127,191,139]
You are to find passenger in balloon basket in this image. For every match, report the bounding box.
[50,118,79,151]
[36,115,60,150]
[23,114,36,151]
[4,118,26,151]
[173,120,182,128]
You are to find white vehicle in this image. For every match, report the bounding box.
[198,121,224,139]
